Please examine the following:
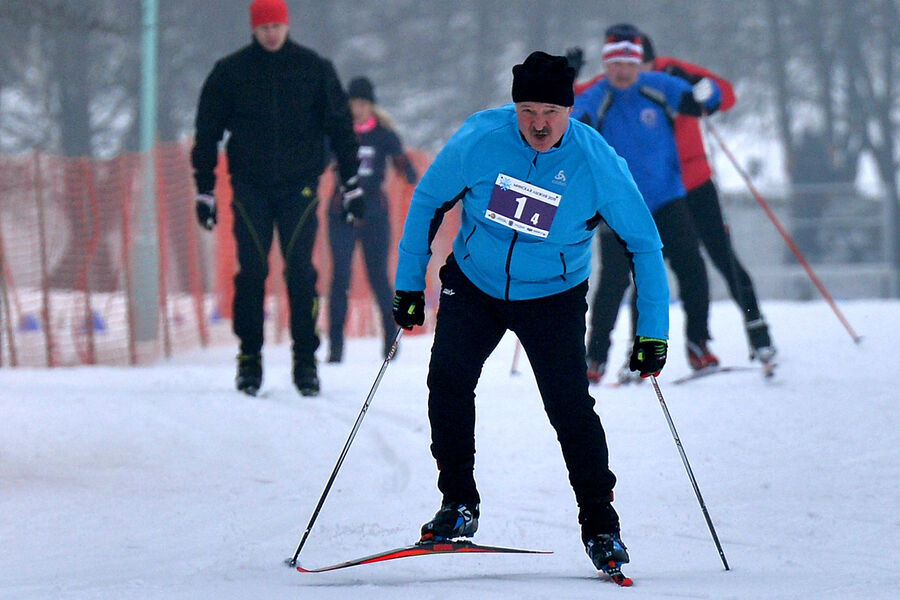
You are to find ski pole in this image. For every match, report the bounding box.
[510,338,522,375]
[649,375,730,571]
[286,328,404,567]
[705,121,862,345]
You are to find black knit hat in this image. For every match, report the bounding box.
[347,77,375,103]
[604,23,641,39]
[640,33,656,62]
[511,51,575,107]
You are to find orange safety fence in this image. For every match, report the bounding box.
[0,144,450,367]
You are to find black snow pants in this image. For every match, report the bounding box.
[231,179,320,359]
[587,197,710,364]
[426,256,617,516]
[685,179,762,323]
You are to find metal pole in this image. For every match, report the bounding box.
[649,375,730,570]
[287,328,404,567]
[706,121,862,344]
[510,339,522,375]
[133,0,160,345]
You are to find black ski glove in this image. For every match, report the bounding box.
[663,63,702,84]
[195,193,216,230]
[565,47,585,78]
[392,290,425,330]
[629,336,667,378]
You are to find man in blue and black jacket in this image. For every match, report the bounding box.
[573,24,723,382]
[391,51,670,576]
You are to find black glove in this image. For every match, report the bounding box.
[663,63,702,84]
[565,46,585,78]
[392,290,425,330]
[629,336,668,378]
[340,176,365,223]
[195,193,216,230]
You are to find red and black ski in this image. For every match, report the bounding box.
[295,540,551,573]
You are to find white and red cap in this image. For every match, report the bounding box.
[601,36,644,64]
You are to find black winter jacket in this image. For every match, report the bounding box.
[191,37,358,193]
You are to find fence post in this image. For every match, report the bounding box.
[0,225,17,367]
[34,151,56,366]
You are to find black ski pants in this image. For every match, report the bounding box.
[231,180,320,358]
[327,202,395,352]
[685,179,762,323]
[587,197,710,364]
[427,256,617,514]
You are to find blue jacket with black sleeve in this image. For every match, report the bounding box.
[394,104,669,340]
[572,71,721,213]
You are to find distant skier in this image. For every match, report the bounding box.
[572,30,776,383]
[326,76,418,363]
[572,24,723,382]
[190,0,362,397]
[638,32,776,366]
[392,51,670,579]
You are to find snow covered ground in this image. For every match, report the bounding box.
[2,299,898,599]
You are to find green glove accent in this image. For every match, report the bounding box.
[629,336,668,377]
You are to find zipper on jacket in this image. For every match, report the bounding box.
[504,231,519,300]
[559,252,567,281]
[270,64,281,185]
[524,151,539,181]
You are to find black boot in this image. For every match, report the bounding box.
[584,532,630,570]
[293,354,320,397]
[746,318,777,363]
[327,340,343,363]
[419,502,479,542]
[579,500,629,570]
[236,353,262,396]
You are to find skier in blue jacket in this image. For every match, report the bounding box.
[573,24,723,383]
[391,51,670,577]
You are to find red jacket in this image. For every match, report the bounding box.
[574,57,736,191]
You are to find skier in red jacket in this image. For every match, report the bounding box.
[572,32,776,384]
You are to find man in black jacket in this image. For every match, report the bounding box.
[191,0,362,397]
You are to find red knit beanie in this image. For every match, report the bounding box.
[250,0,289,29]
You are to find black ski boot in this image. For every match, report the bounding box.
[419,502,479,542]
[584,531,630,569]
[580,499,631,584]
[327,340,343,363]
[584,531,632,585]
[293,354,320,397]
[236,353,262,396]
[746,318,777,364]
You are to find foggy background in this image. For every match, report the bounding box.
[1,0,898,292]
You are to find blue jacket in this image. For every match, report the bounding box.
[395,104,669,339]
[572,71,720,213]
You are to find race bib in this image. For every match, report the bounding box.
[485,174,561,238]
[357,145,375,176]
